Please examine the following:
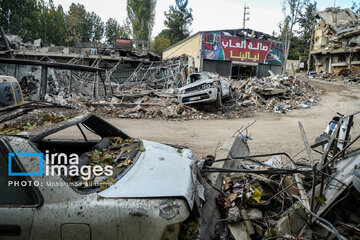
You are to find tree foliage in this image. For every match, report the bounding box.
[150,33,171,56]
[162,0,193,45]
[352,1,360,14]
[0,0,108,46]
[126,0,156,43]
[105,18,130,44]
[65,3,88,45]
[87,12,105,42]
[279,0,317,61]
[37,0,66,46]
[0,0,39,42]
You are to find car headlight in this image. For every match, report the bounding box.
[202,84,212,90]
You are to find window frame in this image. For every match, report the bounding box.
[0,139,44,208]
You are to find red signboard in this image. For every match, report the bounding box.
[202,33,285,65]
[220,36,271,63]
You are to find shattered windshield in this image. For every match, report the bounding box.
[33,114,141,193]
[0,82,15,107]
[61,136,144,193]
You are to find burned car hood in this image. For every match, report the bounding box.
[98,140,197,208]
[178,79,215,91]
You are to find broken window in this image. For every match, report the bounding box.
[34,115,142,193]
[0,82,15,107]
[338,54,347,62]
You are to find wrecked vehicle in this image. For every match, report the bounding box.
[200,113,360,239]
[0,75,24,108]
[0,102,203,240]
[178,72,232,106]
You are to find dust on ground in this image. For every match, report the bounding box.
[105,80,360,159]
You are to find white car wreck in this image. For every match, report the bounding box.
[0,103,203,240]
[178,72,232,106]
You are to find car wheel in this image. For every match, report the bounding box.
[215,90,222,107]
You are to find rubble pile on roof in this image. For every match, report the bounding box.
[203,113,360,239]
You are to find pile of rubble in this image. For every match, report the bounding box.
[85,74,320,120]
[307,71,360,85]
[201,112,360,239]
[229,73,321,114]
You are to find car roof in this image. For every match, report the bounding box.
[0,75,19,83]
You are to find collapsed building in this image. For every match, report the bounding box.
[0,29,168,101]
[163,29,285,79]
[309,7,360,75]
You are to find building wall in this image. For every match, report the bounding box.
[313,27,328,51]
[285,60,301,73]
[163,33,202,70]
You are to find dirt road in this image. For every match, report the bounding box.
[106,80,360,159]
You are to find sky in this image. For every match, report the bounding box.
[52,0,355,38]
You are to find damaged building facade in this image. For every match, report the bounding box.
[163,29,285,79]
[309,7,360,74]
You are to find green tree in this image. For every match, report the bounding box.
[126,0,156,43]
[163,0,193,45]
[0,0,40,42]
[150,34,171,56]
[37,0,66,46]
[281,0,306,67]
[297,1,317,55]
[65,3,87,46]
[279,0,317,60]
[105,18,130,44]
[52,5,66,45]
[87,12,104,42]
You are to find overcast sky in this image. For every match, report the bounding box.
[52,0,355,38]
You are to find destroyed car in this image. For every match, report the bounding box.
[0,76,24,108]
[178,72,232,106]
[0,103,203,240]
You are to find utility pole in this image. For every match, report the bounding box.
[243,3,250,29]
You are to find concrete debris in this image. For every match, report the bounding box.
[309,7,360,76]
[80,72,320,120]
[305,70,360,85]
[201,111,360,239]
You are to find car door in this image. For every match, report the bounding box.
[0,139,43,239]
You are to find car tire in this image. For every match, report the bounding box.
[216,90,222,108]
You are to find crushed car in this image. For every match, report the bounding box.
[178,72,232,106]
[0,75,24,108]
[200,113,360,239]
[0,102,204,240]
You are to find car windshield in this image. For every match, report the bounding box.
[0,82,16,107]
[188,73,210,83]
[34,114,142,193]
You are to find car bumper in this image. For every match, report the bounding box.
[178,88,218,105]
